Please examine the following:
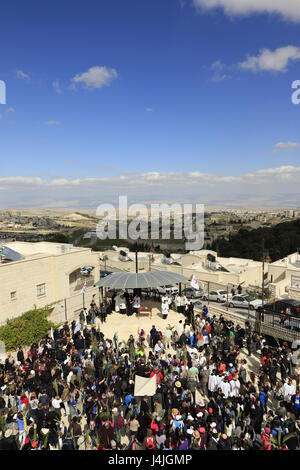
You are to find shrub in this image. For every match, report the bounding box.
[0,306,55,351]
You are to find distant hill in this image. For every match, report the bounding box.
[211,219,300,262]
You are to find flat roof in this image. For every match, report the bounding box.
[0,241,90,263]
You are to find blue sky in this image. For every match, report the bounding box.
[1,0,300,208]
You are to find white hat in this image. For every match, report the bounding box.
[187,415,194,421]
[187,428,194,435]
[197,412,203,418]
[176,415,182,420]
[210,422,216,428]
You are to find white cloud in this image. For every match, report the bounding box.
[210,60,231,82]
[274,141,300,150]
[145,107,154,112]
[212,73,228,82]
[193,0,300,22]
[0,166,299,187]
[44,120,60,126]
[211,60,225,71]
[5,107,15,113]
[16,70,31,81]
[0,176,44,185]
[239,46,300,73]
[53,80,62,94]
[2,166,300,207]
[71,66,118,90]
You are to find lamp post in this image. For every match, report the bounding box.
[207,281,210,305]
[226,285,229,312]
[261,239,269,310]
[133,242,139,274]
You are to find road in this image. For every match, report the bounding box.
[189,298,257,321]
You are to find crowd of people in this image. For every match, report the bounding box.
[0,292,300,451]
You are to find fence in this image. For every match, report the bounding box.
[48,286,101,325]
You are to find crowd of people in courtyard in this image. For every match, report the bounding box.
[0,291,300,451]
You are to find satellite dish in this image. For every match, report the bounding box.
[119,251,130,262]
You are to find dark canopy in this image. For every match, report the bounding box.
[95,271,187,290]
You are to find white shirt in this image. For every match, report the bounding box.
[198,356,206,367]
[230,379,240,397]
[176,323,184,336]
[208,374,217,392]
[162,302,169,316]
[182,296,187,306]
[283,383,296,402]
[184,324,191,335]
[133,296,141,308]
[52,398,62,409]
[164,329,172,339]
[220,381,231,398]
[154,342,164,353]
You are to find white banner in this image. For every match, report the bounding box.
[191,274,200,290]
[134,375,157,397]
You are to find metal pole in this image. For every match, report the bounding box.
[262,257,265,309]
[135,249,138,274]
[262,239,265,310]
[226,285,229,312]
[64,298,67,321]
[207,281,210,305]
[83,292,85,309]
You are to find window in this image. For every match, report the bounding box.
[37,283,46,297]
[291,276,300,290]
[10,291,17,301]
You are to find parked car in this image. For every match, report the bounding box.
[182,287,203,299]
[261,299,300,317]
[157,285,179,295]
[202,290,231,303]
[228,294,262,311]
